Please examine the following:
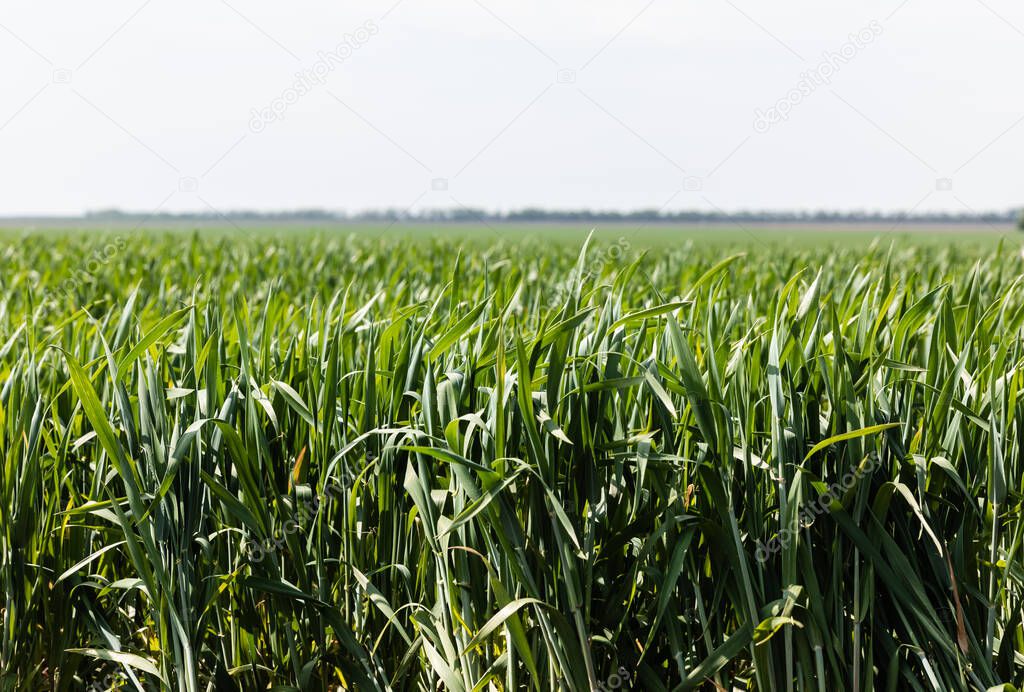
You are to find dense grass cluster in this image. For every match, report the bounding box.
[2,229,1023,690]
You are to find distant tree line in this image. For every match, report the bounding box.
[74,207,1024,225]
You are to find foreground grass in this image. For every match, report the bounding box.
[1,230,1023,690]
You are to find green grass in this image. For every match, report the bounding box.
[2,228,1023,690]
[6,220,1016,248]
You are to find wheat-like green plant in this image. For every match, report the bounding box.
[1,229,1021,690]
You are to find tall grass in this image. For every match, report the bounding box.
[1,230,1022,690]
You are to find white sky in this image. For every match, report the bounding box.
[1,0,1022,216]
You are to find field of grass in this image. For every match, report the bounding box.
[2,228,1023,690]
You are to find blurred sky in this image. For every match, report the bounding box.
[1,0,1022,215]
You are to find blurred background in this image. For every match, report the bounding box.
[1,0,1022,217]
